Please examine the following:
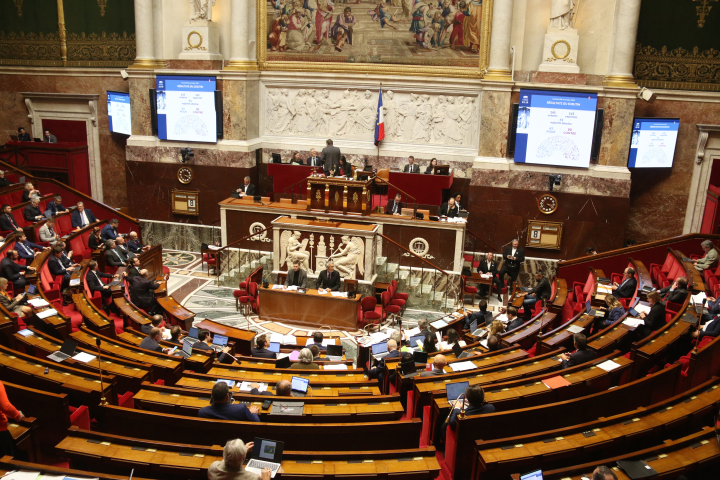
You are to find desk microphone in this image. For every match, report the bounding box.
[444,393,466,424]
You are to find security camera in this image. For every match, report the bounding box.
[120,70,129,80]
[637,87,656,103]
[180,148,194,163]
[549,174,562,191]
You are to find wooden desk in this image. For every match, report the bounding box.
[137,244,164,282]
[675,249,706,293]
[259,285,361,330]
[113,295,151,331]
[28,250,70,339]
[631,306,696,378]
[499,311,556,350]
[7,418,37,462]
[388,170,454,205]
[181,369,374,388]
[549,277,567,314]
[536,311,595,356]
[176,376,382,397]
[73,292,116,339]
[0,457,156,480]
[306,177,373,215]
[630,257,653,298]
[157,296,195,330]
[195,318,255,356]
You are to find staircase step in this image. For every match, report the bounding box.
[376,257,387,266]
[386,263,398,274]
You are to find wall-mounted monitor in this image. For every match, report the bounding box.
[628,118,679,168]
[155,75,217,143]
[107,91,131,136]
[514,89,599,168]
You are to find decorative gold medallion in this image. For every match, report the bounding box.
[315,190,322,201]
[334,192,340,204]
[352,192,359,205]
[185,31,205,51]
[550,40,571,60]
[177,166,193,184]
[538,194,558,214]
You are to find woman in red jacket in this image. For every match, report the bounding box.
[0,380,23,456]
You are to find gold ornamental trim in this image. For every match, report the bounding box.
[551,40,571,60]
[98,0,108,16]
[256,0,493,79]
[13,0,23,16]
[634,43,720,92]
[186,31,206,51]
[693,0,718,28]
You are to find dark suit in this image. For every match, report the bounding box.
[48,256,71,289]
[424,166,435,174]
[101,224,118,241]
[698,316,720,341]
[420,368,445,377]
[317,269,341,291]
[199,403,260,422]
[660,286,688,304]
[129,276,161,314]
[561,348,597,369]
[15,241,42,262]
[403,163,420,173]
[0,257,29,288]
[498,246,525,290]
[307,156,323,167]
[385,199,404,215]
[46,202,66,216]
[0,213,20,232]
[368,349,401,385]
[140,323,154,335]
[86,269,114,310]
[523,277,552,312]
[126,265,142,279]
[88,234,104,250]
[43,134,57,143]
[639,302,666,338]
[139,336,163,353]
[251,347,277,359]
[449,403,495,428]
[21,190,36,203]
[506,316,524,331]
[613,277,637,299]
[284,269,307,288]
[193,341,231,363]
[17,132,31,142]
[309,341,326,351]
[329,163,351,177]
[321,145,341,174]
[237,183,256,195]
[105,248,126,267]
[477,259,502,296]
[127,239,146,254]
[439,203,458,218]
[71,208,97,229]
[466,309,491,328]
[24,205,42,223]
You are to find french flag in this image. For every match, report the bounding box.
[374,88,385,146]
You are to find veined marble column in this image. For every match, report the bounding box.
[604,0,642,88]
[131,0,157,68]
[226,0,258,69]
[484,0,514,82]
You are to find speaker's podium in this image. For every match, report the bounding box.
[306,176,373,215]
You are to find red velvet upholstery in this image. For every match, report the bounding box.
[360,296,382,327]
[118,391,135,409]
[69,405,91,430]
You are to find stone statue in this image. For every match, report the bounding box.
[190,0,216,21]
[549,0,575,30]
[280,230,312,273]
[329,236,364,279]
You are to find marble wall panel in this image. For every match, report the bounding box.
[129,76,154,137]
[478,89,511,158]
[598,96,635,167]
[220,78,247,141]
[127,144,255,167]
[141,220,217,252]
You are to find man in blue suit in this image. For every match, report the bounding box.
[71,202,97,229]
[14,233,46,262]
[101,218,119,241]
[46,195,69,216]
[368,339,401,386]
[693,315,720,342]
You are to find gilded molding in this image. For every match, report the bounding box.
[98,0,108,16]
[634,43,720,91]
[13,0,23,16]
[693,0,718,28]
[256,0,492,78]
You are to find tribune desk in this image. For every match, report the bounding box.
[259,285,361,330]
[388,170,454,205]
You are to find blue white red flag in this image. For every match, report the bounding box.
[374,89,385,146]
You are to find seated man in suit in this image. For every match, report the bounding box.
[0,171,9,189]
[0,249,35,289]
[249,379,292,397]
[505,306,524,331]
[24,198,43,223]
[199,381,260,422]
[115,236,135,260]
[129,269,162,315]
[520,272,551,313]
[251,334,277,359]
[105,239,128,267]
[403,156,420,173]
[46,195,69,216]
[236,176,256,196]
[124,257,142,279]
[139,327,172,353]
[417,318,432,338]
[660,276,688,304]
[193,329,232,363]
[0,205,22,233]
[693,239,718,272]
[101,219,120,241]
[85,259,119,314]
[477,252,502,300]
[487,335,499,351]
[127,231,150,254]
[308,331,327,351]
[14,233,45,262]
[168,326,182,346]
[612,267,637,299]
[309,344,322,361]
[465,299,490,329]
[307,148,323,167]
[43,129,57,143]
[438,197,459,218]
[385,193,404,216]
[448,384,495,429]
[368,339,401,385]
[317,261,341,292]
[39,217,60,245]
[420,354,447,376]
[71,202,97,229]
[17,127,31,142]
[48,246,76,289]
[693,314,720,342]
[57,240,79,270]
[560,333,597,368]
[284,261,307,288]
[141,316,164,336]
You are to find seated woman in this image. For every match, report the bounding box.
[488,319,505,338]
[331,156,353,178]
[422,333,438,354]
[443,328,465,350]
[594,294,625,332]
[290,348,319,369]
[0,278,32,321]
[289,152,303,165]
[638,291,666,338]
[424,158,438,174]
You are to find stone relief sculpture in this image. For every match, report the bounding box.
[190,0,216,21]
[280,230,312,273]
[549,0,575,30]
[329,236,365,279]
[264,87,479,146]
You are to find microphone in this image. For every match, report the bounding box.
[95,337,107,406]
[444,393,466,424]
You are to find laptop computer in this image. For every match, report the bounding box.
[214,334,228,347]
[171,339,194,358]
[185,327,200,344]
[325,344,343,361]
[27,284,38,295]
[246,437,284,478]
[371,342,389,360]
[290,376,309,397]
[628,307,640,317]
[400,360,417,375]
[268,342,281,353]
[469,319,483,337]
[409,334,425,349]
[413,350,428,365]
[47,339,78,362]
[275,356,291,368]
[519,470,543,480]
[586,299,596,316]
[484,311,493,326]
[452,343,471,359]
[446,380,469,402]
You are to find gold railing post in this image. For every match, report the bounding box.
[57,0,67,66]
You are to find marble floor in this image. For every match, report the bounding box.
[163,249,507,365]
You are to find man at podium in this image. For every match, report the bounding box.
[284,261,308,288]
[403,156,420,173]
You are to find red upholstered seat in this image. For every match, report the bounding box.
[381,291,401,319]
[462,275,478,306]
[388,284,405,311]
[390,280,409,301]
[118,391,135,409]
[360,296,382,327]
[55,214,72,236]
[69,405,91,430]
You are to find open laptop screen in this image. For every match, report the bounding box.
[182,339,193,356]
[188,327,199,338]
[268,342,281,353]
[253,437,284,462]
[409,335,425,347]
[214,334,228,346]
[519,470,543,480]
[470,319,478,332]
[371,342,388,355]
[586,299,592,314]
[291,376,309,393]
[326,344,343,357]
[446,381,469,401]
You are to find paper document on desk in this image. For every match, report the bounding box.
[270,333,283,343]
[479,339,488,349]
[286,286,298,291]
[27,298,49,308]
[72,352,97,363]
[597,360,621,372]
[277,353,290,360]
[449,361,476,372]
[217,379,236,388]
[430,319,448,329]
[623,318,645,328]
[305,338,315,346]
[69,278,80,287]
[17,329,33,337]
[238,381,267,391]
[36,309,58,319]
[331,291,348,297]
[480,274,492,279]
[406,327,421,336]
[283,335,297,345]
[161,329,172,340]
[207,245,221,250]
[317,289,329,295]
[323,364,348,370]
[272,284,284,290]
[692,292,707,304]
[322,339,334,346]
[597,285,613,294]
[495,314,508,323]
[634,304,651,315]
[566,325,584,334]
[1,471,41,480]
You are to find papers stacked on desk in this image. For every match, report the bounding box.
[430,319,449,329]
[238,381,267,391]
[17,329,33,337]
[27,298,49,308]
[323,364,348,370]
[72,352,97,363]
[479,273,493,279]
[566,325,585,334]
[331,291,348,297]
[623,317,645,328]
[495,314,508,323]
[37,309,58,319]
[597,359,621,372]
[317,290,329,295]
[0,471,42,480]
[270,333,284,343]
[272,284,284,290]
[597,284,613,294]
[691,292,707,305]
[449,361,476,372]
[634,304,651,315]
[217,379,236,388]
[405,327,421,336]
[283,335,297,345]
[286,286,298,291]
